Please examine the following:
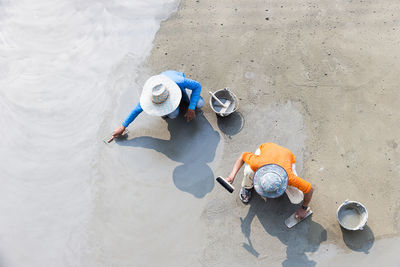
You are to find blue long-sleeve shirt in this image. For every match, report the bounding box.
[121,70,202,127]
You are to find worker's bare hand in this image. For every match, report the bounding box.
[112,125,126,139]
[295,207,308,221]
[184,109,196,122]
[226,175,235,184]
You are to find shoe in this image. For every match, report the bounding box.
[239,187,252,203]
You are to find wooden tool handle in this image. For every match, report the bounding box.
[104,129,129,144]
[209,91,228,108]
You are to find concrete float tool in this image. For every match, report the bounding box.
[104,130,129,144]
[285,207,313,228]
[209,91,231,114]
[216,176,235,193]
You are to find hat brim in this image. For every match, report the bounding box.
[254,164,288,198]
[140,74,182,116]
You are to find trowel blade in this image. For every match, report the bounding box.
[285,208,313,228]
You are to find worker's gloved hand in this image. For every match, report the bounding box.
[184,109,196,122]
[294,207,308,221]
[112,125,126,138]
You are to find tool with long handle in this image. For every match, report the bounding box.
[209,91,231,114]
[209,91,228,108]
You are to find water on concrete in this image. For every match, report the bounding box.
[339,208,362,230]
[0,0,179,266]
[2,0,400,266]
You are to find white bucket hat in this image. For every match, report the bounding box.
[140,74,182,116]
[254,164,288,198]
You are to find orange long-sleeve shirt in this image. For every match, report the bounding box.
[242,143,312,193]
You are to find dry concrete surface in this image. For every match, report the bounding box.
[91,0,400,266]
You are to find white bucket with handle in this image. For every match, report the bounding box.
[337,200,368,231]
[209,88,238,117]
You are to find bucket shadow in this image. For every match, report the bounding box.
[216,111,245,137]
[240,193,327,266]
[340,225,375,253]
[118,111,220,198]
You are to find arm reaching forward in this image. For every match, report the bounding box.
[226,153,246,184]
[112,102,143,138]
[295,187,314,220]
[182,77,202,122]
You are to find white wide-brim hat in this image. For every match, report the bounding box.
[140,74,182,116]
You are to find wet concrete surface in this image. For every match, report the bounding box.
[89,0,400,266]
[119,109,220,198]
[144,0,400,265]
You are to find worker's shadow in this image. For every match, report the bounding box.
[240,193,327,266]
[119,111,220,198]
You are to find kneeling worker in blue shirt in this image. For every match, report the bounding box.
[112,70,204,138]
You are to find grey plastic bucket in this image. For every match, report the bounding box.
[209,88,238,117]
[337,200,368,231]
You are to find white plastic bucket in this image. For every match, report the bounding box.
[337,200,368,231]
[209,88,238,117]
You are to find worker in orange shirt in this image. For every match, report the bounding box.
[226,143,314,220]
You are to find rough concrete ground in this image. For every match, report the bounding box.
[89,0,400,266]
